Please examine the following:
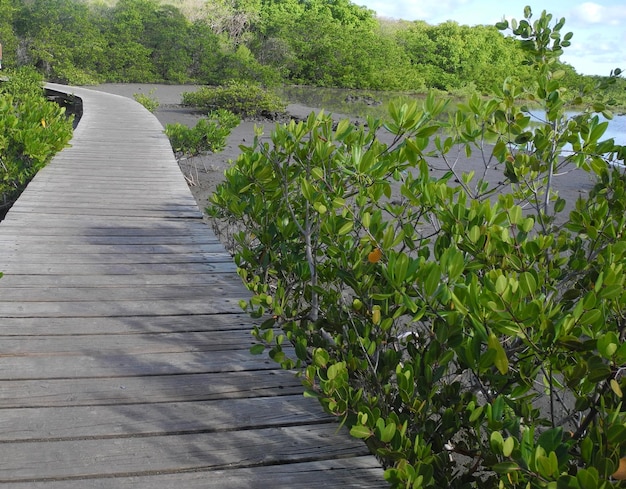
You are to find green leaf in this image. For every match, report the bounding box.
[469,225,481,243]
[469,405,484,423]
[519,271,537,296]
[503,436,515,457]
[538,428,562,453]
[607,424,626,444]
[337,220,354,236]
[379,422,397,443]
[580,309,602,327]
[250,344,265,355]
[327,361,346,380]
[490,431,504,453]
[610,379,623,398]
[536,452,558,478]
[423,263,441,297]
[488,333,509,374]
[600,284,622,300]
[495,275,508,295]
[492,462,519,473]
[313,348,330,367]
[301,178,314,202]
[334,118,353,140]
[598,332,619,359]
[350,425,372,439]
[576,467,599,489]
[495,20,509,31]
[554,197,566,213]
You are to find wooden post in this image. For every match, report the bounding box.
[0,43,3,70]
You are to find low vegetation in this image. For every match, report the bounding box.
[165,109,240,184]
[0,68,74,216]
[209,8,626,488]
[133,89,160,112]
[181,81,287,118]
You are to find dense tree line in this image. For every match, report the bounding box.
[0,0,622,99]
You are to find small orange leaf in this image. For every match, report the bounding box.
[368,247,382,263]
[613,457,626,480]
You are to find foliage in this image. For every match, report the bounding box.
[209,7,626,489]
[13,0,106,83]
[165,108,240,158]
[133,89,159,112]
[0,67,74,213]
[102,0,160,82]
[181,81,286,118]
[0,0,18,70]
[0,65,45,97]
[165,108,239,186]
[5,0,622,100]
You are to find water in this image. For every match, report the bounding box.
[526,110,626,146]
[278,86,626,146]
[584,112,625,145]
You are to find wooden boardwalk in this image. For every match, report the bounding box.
[0,85,386,487]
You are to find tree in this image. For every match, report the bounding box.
[13,0,106,83]
[210,7,626,488]
[143,4,193,82]
[0,0,18,69]
[102,0,158,81]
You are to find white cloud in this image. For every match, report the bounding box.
[571,2,605,23]
[362,0,470,22]
[569,2,626,25]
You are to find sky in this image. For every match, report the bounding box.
[356,0,626,76]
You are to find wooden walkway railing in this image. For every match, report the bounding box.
[0,84,386,487]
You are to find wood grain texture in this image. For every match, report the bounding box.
[0,84,386,487]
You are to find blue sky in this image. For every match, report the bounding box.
[357,0,626,76]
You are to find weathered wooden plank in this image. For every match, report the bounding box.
[0,234,220,245]
[0,395,328,441]
[0,425,370,483]
[0,331,257,354]
[0,243,228,255]
[0,314,254,335]
[0,284,247,302]
[0,458,387,489]
[0,370,303,407]
[0,273,243,288]
[0,214,213,227]
[0,349,274,379]
[21,171,187,180]
[17,180,188,191]
[0,297,243,317]
[0,251,231,265]
[9,187,196,197]
[0,261,237,275]
[7,207,203,218]
[10,199,199,209]
[0,223,216,236]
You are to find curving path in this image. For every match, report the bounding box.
[0,84,386,487]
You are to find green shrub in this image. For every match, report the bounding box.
[0,69,74,213]
[133,89,160,113]
[165,109,240,186]
[165,109,240,158]
[210,8,626,489]
[53,61,101,86]
[0,66,46,98]
[181,80,287,118]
